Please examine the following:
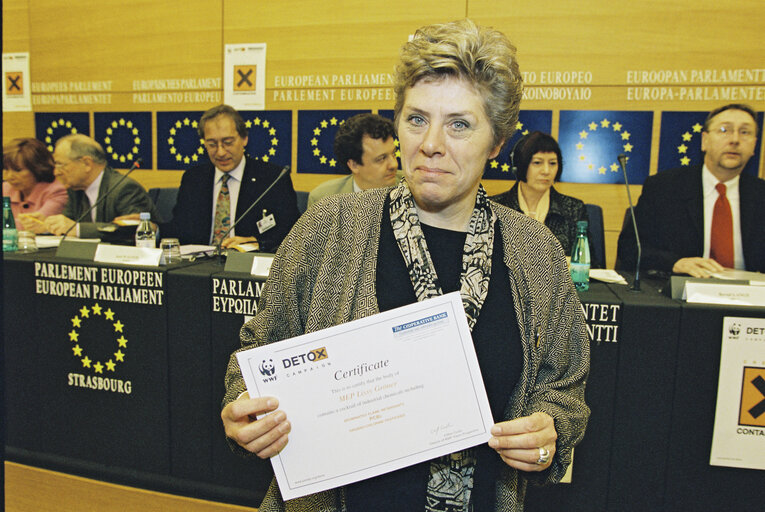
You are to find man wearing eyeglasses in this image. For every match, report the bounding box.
[155,104,300,252]
[25,134,159,237]
[617,103,765,277]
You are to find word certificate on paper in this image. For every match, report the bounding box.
[237,291,494,500]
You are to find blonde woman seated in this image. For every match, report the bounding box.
[3,138,67,233]
[491,131,597,266]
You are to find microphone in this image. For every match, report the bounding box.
[618,154,641,291]
[60,158,143,241]
[215,165,291,259]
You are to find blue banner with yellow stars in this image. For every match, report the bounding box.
[94,112,153,169]
[377,109,396,122]
[558,110,653,184]
[239,110,292,169]
[658,111,763,177]
[156,111,206,170]
[34,113,90,154]
[297,109,371,173]
[483,110,553,180]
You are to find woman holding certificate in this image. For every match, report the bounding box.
[222,19,589,511]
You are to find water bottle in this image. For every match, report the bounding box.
[570,220,590,291]
[135,212,156,248]
[3,196,18,252]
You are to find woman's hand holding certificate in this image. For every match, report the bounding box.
[234,292,495,500]
[489,411,557,471]
[221,393,291,459]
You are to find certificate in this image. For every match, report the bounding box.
[237,291,494,500]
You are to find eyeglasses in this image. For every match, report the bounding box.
[709,125,756,140]
[204,138,238,151]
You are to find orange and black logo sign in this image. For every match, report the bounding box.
[234,65,256,91]
[6,72,23,95]
[739,367,765,428]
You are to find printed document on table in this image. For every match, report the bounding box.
[237,291,494,500]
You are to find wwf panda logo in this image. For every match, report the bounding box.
[259,359,276,376]
[729,323,741,337]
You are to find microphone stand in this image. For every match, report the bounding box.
[618,154,641,291]
[59,158,143,242]
[215,165,291,264]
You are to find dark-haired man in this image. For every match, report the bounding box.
[617,103,765,277]
[307,113,400,208]
[153,104,300,252]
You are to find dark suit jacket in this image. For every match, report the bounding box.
[491,183,600,268]
[63,166,159,239]
[159,157,300,253]
[616,165,765,273]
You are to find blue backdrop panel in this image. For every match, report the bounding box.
[559,110,653,184]
[297,109,370,174]
[35,112,90,153]
[239,110,292,169]
[94,112,153,169]
[156,111,206,170]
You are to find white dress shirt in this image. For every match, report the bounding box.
[75,170,105,237]
[84,170,105,222]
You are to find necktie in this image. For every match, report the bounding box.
[213,174,231,245]
[80,192,94,222]
[710,182,733,268]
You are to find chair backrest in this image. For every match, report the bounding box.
[614,207,632,270]
[585,203,605,269]
[296,190,309,214]
[148,187,179,223]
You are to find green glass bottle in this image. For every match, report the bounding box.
[3,196,18,252]
[570,220,590,291]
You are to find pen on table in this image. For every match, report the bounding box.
[19,214,47,226]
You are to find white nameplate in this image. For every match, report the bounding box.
[94,245,162,266]
[684,282,765,307]
[237,292,493,500]
[250,254,274,278]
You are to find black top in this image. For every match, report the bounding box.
[492,183,599,267]
[344,200,523,511]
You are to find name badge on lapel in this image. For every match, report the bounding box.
[257,209,276,234]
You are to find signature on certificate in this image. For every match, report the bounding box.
[431,422,453,436]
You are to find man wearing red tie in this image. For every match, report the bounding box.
[617,104,765,277]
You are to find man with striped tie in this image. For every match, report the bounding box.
[157,105,300,252]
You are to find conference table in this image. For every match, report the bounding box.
[3,250,764,510]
